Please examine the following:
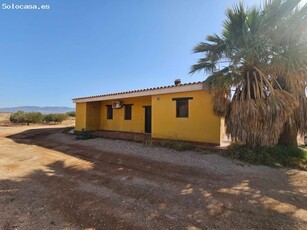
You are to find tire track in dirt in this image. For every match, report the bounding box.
[2,127,307,229]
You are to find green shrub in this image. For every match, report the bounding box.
[225,144,307,170]
[26,112,43,124]
[66,111,76,117]
[10,111,43,124]
[55,114,68,123]
[10,111,25,123]
[10,111,68,125]
[43,113,68,123]
[42,114,53,123]
[76,130,94,140]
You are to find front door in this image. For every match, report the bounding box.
[144,106,152,133]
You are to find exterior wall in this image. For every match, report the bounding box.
[75,90,222,145]
[220,118,226,141]
[75,103,86,131]
[151,90,221,145]
[75,102,101,131]
[86,101,101,130]
[100,96,151,133]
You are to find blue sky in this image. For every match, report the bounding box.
[0,0,262,108]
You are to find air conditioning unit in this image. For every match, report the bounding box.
[112,101,123,109]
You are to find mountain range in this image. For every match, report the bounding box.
[0,106,75,114]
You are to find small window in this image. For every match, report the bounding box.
[106,105,113,119]
[176,100,188,117]
[172,97,193,118]
[125,104,132,120]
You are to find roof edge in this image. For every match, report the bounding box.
[73,82,205,103]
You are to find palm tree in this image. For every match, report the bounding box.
[190,0,307,147]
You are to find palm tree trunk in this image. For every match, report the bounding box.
[278,122,298,146]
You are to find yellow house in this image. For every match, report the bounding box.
[73,81,224,146]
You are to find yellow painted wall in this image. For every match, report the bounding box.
[100,96,151,133]
[86,101,101,130]
[151,90,221,145]
[75,103,86,131]
[220,118,226,142]
[75,90,222,145]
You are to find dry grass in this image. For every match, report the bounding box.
[211,88,230,117]
[0,113,11,126]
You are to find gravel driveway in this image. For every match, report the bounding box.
[0,126,306,229]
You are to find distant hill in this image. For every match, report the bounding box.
[0,106,75,114]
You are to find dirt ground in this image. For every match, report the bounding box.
[0,124,306,229]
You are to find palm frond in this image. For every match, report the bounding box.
[189,58,216,74]
[191,0,307,146]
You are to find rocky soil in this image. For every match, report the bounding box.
[0,125,306,229]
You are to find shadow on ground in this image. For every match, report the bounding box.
[1,127,306,229]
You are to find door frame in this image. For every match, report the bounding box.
[143,106,152,134]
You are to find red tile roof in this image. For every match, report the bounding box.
[73,81,203,101]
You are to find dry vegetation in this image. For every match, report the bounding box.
[0,112,75,127]
[0,113,12,126]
